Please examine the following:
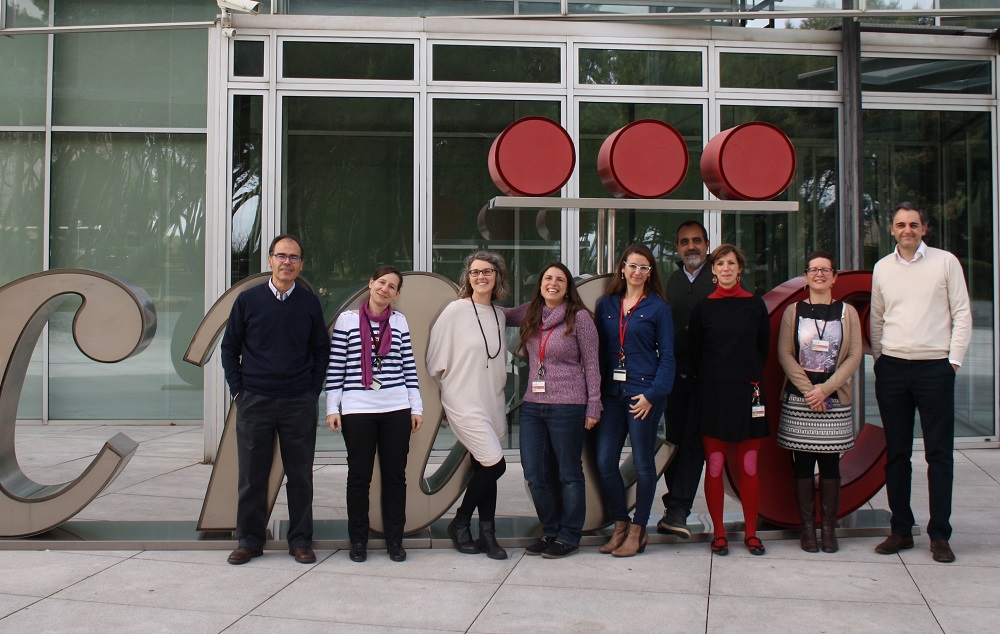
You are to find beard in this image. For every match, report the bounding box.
[682,252,705,269]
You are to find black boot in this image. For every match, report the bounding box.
[477,520,508,560]
[447,511,480,554]
[795,479,819,553]
[820,478,841,553]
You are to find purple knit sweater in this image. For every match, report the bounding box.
[503,303,603,419]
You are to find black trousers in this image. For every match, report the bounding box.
[661,374,705,519]
[874,355,955,540]
[236,390,317,551]
[342,409,412,545]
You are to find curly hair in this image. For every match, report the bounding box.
[457,251,510,302]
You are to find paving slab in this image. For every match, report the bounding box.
[0,598,237,634]
[706,595,942,633]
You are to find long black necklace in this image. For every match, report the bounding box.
[471,299,502,368]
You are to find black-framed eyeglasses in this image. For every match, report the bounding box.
[271,253,302,264]
[468,268,496,278]
[805,267,834,276]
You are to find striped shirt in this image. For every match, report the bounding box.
[325,310,423,416]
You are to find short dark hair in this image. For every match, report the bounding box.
[269,234,304,259]
[805,250,837,273]
[676,220,708,243]
[892,202,929,226]
[370,265,404,291]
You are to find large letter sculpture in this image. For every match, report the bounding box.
[0,271,155,537]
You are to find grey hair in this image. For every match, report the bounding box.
[458,250,510,301]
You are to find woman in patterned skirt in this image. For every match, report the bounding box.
[777,251,863,554]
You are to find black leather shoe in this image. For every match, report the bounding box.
[227,546,262,565]
[525,536,553,556]
[930,539,956,563]
[541,540,579,559]
[656,512,692,538]
[289,546,316,564]
[349,542,367,562]
[388,543,407,562]
[875,534,914,555]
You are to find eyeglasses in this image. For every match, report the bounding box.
[468,268,496,278]
[623,262,653,274]
[271,253,302,264]
[805,267,835,276]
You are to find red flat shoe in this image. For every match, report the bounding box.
[711,536,729,556]
[744,536,766,556]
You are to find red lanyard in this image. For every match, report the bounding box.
[537,325,557,368]
[618,294,644,362]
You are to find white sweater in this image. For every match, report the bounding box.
[870,245,972,365]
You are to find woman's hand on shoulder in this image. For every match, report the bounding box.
[325,413,342,432]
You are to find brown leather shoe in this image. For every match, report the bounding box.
[227,546,262,565]
[875,534,914,555]
[930,539,956,563]
[289,545,317,564]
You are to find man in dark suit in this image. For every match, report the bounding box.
[221,234,329,565]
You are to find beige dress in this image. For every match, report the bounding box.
[426,299,508,466]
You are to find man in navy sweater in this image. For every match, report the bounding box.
[221,234,329,565]
[657,221,715,538]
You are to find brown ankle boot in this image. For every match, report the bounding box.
[612,523,648,557]
[819,478,841,553]
[795,478,819,553]
[599,520,629,554]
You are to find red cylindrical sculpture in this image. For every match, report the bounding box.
[488,116,576,197]
[597,119,688,199]
[701,121,796,201]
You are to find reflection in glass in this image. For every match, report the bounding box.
[5,0,47,27]
[53,30,208,128]
[720,52,838,91]
[0,35,47,125]
[0,132,45,419]
[231,95,263,285]
[433,44,561,83]
[577,101,704,277]
[53,0,216,26]
[281,96,414,314]
[720,106,839,296]
[49,133,206,419]
[233,40,266,78]
[283,41,413,80]
[859,57,992,95]
[579,48,702,87]
[862,109,993,437]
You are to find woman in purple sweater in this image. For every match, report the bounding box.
[503,262,602,559]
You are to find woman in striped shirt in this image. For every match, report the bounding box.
[325,265,423,564]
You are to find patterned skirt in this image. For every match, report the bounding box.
[776,393,855,453]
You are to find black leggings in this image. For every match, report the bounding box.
[458,457,507,522]
[792,451,840,480]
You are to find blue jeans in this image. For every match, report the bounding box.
[595,394,664,527]
[519,402,587,546]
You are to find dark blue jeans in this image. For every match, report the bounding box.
[235,390,317,551]
[519,402,587,546]
[595,394,664,527]
[874,355,955,540]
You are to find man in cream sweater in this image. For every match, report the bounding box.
[870,202,972,564]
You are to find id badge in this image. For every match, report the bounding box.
[370,377,382,391]
[613,368,627,382]
[811,339,830,352]
[751,405,766,418]
[531,380,546,393]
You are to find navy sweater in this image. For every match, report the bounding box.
[221,283,329,399]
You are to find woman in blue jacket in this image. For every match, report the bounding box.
[594,243,675,557]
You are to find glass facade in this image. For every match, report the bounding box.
[0,7,996,452]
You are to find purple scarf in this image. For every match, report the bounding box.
[360,301,392,389]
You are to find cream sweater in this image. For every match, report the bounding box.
[870,245,972,365]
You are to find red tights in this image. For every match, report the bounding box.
[702,436,762,539]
